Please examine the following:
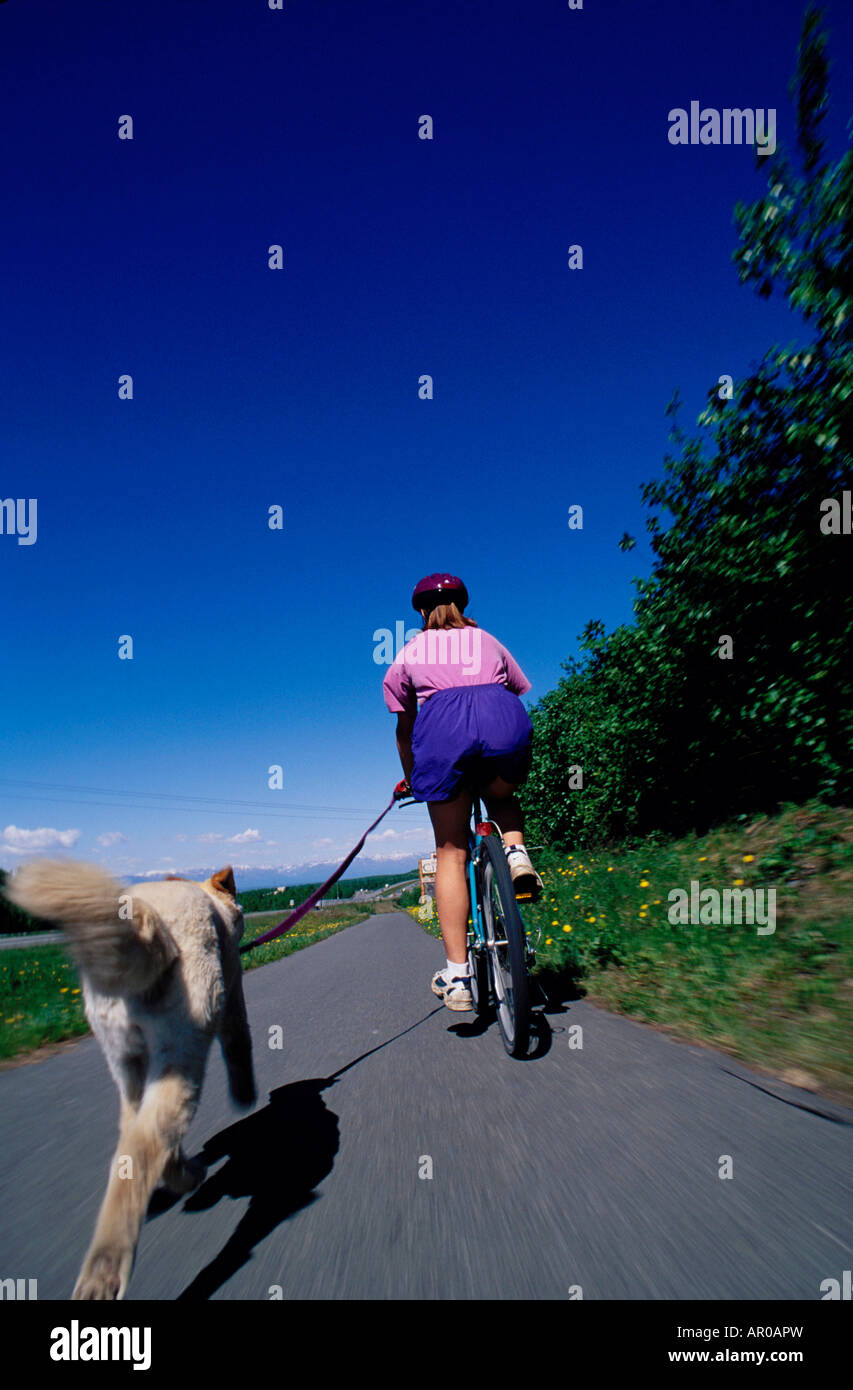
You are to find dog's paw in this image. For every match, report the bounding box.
[162,1153,207,1195]
[72,1247,131,1300]
[229,1076,257,1109]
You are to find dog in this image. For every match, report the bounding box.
[3,859,256,1299]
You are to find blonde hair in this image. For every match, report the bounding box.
[421,602,478,632]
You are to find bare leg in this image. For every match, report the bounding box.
[482,775,525,847]
[427,792,472,966]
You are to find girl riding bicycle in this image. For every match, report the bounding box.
[382,573,543,1012]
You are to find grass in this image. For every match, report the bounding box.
[238,907,370,972]
[6,807,852,1103]
[0,905,370,1064]
[410,800,853,1102]
[0,947,88,1060]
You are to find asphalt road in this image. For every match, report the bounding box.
[0,931,65,950]
[1,911,851,1300]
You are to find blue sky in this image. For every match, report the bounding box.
[2,0,851,882]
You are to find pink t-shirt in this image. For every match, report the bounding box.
[383,626,531,715]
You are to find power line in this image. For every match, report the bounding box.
[0,780,401,824]
[0,778,382,814]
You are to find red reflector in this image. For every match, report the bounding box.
[475,822,492,836]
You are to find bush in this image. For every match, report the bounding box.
[520,7,852,851]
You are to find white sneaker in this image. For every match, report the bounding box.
[430,970,473,1011]
[504,845,543,901]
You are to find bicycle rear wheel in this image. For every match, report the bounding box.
[466,924,491,1016]
[479,834,531,1057]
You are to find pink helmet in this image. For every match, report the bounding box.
[411,573,469,614]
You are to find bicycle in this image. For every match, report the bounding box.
[395,778,539,1058]
[465,792,538,1057]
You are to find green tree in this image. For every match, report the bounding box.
[521,4,852,849]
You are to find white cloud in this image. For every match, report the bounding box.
[134,860,179,878]
[2,825,82,854]
[229,829,261,844]
[96,831,128,848]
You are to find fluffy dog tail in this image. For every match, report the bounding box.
[4,858,178,996]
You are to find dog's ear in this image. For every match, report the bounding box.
[210,865,237,899]
[163,875,187,881]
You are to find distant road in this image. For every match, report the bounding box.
[0,887,418,949]
[1,909,851,1299]
[0,930,64,950]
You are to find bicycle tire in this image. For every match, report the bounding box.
[479,834,531,1057]
[466,925,491,1016]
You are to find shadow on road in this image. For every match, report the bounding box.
[533,962,586,1012]
[174,1007,444,1300]
[176,1076,339,1300]
[446,964,584,1060]
[448,1004,555,1059]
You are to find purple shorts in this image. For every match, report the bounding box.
[410,683,533,803]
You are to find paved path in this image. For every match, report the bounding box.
[0,902,372,948]
[0,931,65,950]
[1,912,850,1300]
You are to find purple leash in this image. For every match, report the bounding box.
[239,791,408,954]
